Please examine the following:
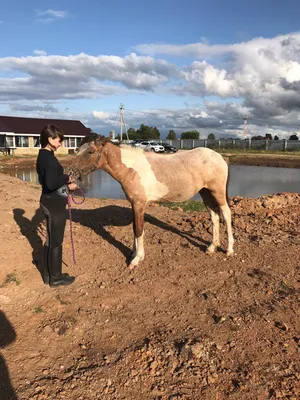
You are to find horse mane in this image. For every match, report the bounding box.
[80,133,108,146]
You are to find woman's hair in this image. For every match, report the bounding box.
[40,124,64,148]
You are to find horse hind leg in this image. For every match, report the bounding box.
[201,187,234,256]
[220,202,234,256]
[128,201,146,270]
[199,188,221,254]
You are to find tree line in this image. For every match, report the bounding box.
[117,125,201,140]
[117,125,299,141]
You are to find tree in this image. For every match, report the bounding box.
[126,127,139,140]
[265,133,273,140]
[167,129,176,140]
[252,135,264,140]
[181,130,200,140]
[289,134,299,140]
[136,124,161,140]
[207,133,216,140]
[274,135,279,140]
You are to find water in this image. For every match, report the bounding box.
[4,165,300,200]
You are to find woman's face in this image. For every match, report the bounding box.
[48,136,62,151]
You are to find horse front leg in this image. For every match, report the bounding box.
[128,201,146,270]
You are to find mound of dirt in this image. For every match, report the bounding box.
[0,173,299,399]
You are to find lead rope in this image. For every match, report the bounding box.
[67,188,85,264]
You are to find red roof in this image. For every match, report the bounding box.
[0,116,92,136]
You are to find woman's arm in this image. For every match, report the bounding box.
[44,162,70,191]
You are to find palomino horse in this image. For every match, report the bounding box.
[69,134,234,268]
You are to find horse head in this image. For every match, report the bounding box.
[68,133,110,180]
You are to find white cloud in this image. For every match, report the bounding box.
[2,32,300,137]
[33,50,47,56]
[93,111,110,120]
[35,9,68,23]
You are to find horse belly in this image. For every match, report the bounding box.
[159,177,201,202]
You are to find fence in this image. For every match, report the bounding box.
[160,139,300,152]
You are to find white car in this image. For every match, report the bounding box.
[135,141,165,153]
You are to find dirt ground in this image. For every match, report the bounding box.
[0,170,300,400]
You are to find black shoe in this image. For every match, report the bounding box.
[49,275,76,288]
[48,246,76,288]
[43,245,71,285]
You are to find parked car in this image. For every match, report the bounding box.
[162,143,178,153]
[134,141,165,153]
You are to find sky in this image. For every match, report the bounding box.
[1,0,300,139]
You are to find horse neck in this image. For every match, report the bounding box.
[99,142,124,182]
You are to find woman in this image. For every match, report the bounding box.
[36,124,77,287]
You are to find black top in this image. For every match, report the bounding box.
[36,149,69,194]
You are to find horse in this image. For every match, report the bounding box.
[68,134,234,269]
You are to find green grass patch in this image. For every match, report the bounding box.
[159,200,207,212]
[216,149,300,156]
[0,273,21,287]
[34,306,44,314]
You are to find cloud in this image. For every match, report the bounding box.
[9,103,58,113]
[33,50,47,56]
[2,33,300,137]
[35,9,68,23]
[0,53,175,98]
[93,111,110,120]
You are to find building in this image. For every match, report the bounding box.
[0,116,92,155]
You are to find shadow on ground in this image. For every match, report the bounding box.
[70,205,209,258]
[13,208,45,282]
[0,311,18,400]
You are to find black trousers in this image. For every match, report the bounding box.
[40,193,67,248]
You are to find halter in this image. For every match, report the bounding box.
[75,145,103,180]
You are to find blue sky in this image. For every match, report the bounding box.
[1,0,300,138]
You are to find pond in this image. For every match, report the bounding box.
[3,165,300,200]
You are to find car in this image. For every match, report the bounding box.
[162,143,178,153]
[134,141,165,153]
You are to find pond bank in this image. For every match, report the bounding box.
[1,152,300,169]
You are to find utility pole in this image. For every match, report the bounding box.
[119,103,129,141]
[244,114,248,138]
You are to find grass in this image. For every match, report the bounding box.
[159,200,207,212]
[34,306,44,314]
[0,273,21,287]
[216,148,300,156]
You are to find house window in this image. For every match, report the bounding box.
[15,136,29,147]
[64,137,76,148]
[6,136,14,147]
[34,137,40,147]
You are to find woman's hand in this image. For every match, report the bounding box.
[68,183,78,191]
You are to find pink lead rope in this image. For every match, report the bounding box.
[67,187,85,264]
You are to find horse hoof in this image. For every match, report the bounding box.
[128,263,136,271]
[226,250,234,257]
[206,246,215,255]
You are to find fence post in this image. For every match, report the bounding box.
[284,140,287,151]
[192,139,195,149]
[180,140,183,149]
[204,139,207,147]
[249,138,251,150]
[218,139,221,148]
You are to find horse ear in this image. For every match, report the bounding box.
[89,141,98,153]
